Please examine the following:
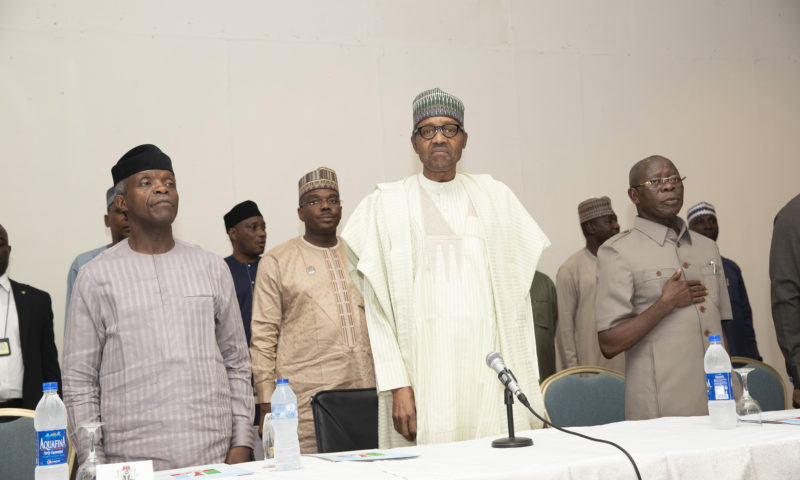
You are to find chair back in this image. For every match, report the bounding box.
[731,356,788,411]
[0,407,77,478]
[310,388,378,453]
[0,408,37,479]
[541,366,626,427]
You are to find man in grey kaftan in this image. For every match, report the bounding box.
[63,144,254,470]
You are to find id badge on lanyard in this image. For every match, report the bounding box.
[1,288,11,356]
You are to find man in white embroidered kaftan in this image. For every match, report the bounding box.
[342,88,550,448]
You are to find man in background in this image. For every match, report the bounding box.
[688,201,761,361]
[250,167,374,453]
[0,223,61,410]
[223,199,267,457]
[555,196,624,373]
[65,186,129,322]
[770,193,800,408]
[223,200,267,345]
[531,271,557,381]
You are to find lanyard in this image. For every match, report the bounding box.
[2,287,9,338]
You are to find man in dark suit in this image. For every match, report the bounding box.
[770,193,800,408]
[0,223,61,410]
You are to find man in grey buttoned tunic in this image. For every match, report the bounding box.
[596,155,732,420]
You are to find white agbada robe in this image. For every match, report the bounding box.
[342,173,550,448]
[415,175,498,443]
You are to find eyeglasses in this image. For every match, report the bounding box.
[413,124,464,140]
[632,175,686,189]
[299,197,341,208]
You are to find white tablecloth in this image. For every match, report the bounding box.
[157,410,800,480]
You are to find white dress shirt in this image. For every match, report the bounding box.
[0,273,24,401]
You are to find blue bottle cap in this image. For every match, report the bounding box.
[708,335,721,342]
[42,382,58,391]
[276,378,289,385]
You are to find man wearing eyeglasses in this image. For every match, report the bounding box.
[342,88,550,448]
[595,155,732,420]
[249,167,375,453]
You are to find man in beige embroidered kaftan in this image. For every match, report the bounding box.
[341,88,550,448]
[250,167,375,453]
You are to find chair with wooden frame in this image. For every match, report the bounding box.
[730,356,788,412]
[0,407,76,479]
[540,366,626,427]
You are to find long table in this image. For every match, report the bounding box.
[156,410,800,479]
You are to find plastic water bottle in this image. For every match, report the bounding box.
[270,378,301,470]
[34,382,69,480]
[262,412,274,459]
[704,335,736,429]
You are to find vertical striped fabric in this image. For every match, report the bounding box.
[413,175,500,444]
[63,239,254,471]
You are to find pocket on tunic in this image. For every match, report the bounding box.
[700,265,721,305]
[179,295,217,357]
[636,267,676,302]
[182,294,214,317]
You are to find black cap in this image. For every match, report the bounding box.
[111,144,173,185]
[224,200,263,230]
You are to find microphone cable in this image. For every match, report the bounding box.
[516,395,642,480]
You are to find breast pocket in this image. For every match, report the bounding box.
[182,294,214,315]
[178,294,218,358]
[701,265,721,304]
[635,268,677,307]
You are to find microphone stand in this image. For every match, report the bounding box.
[491,370,533,448]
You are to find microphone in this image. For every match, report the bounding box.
[485,351,530,407]
[485,355,642,478]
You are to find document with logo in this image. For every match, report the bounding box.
[311,451,419,462]
[97,460,154,480]
[153,464,253,479]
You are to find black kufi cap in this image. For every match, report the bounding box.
[224,200,263,231]
[111,144,174,185]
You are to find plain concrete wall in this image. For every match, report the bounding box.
[2,0,799,397]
